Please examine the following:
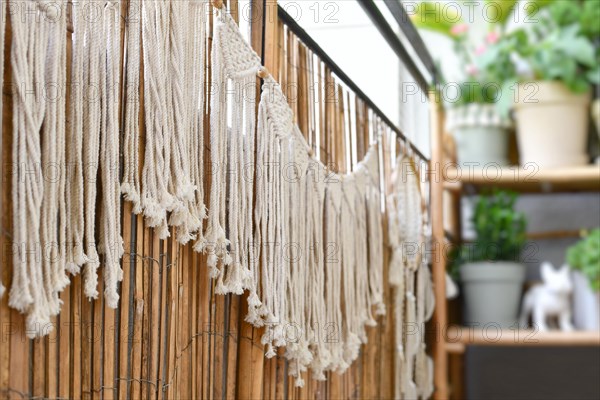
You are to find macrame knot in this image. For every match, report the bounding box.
[121,182,142,214]
[265,343,276,358]
[272,324,287,347]
[104,285,120,309]
[156,221,170,240]
[224,264,244,295]
[8,285,34,314]
[35,0,60,20]
[215,277,228,295]
[193,235,209,253]
[294,377,305,388]
[26,311,52,339]
[207,252,219,269]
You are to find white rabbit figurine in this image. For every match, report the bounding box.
[519,262,574,331]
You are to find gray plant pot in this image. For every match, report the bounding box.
[446,104,512,168]
[460,262,526,329]
[453,125,510,168]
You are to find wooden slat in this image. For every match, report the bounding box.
[213,276,226,399]
[446,327,600,347]
[118,207,134,400]
[58,282,71,398]
[70,276,82,399]
[92,273,103,399]
[129,221,145,399]
[430,93,449,400]
[149,231,162,399]
[226,295,241,399]
[81,287,93,399]
[443,165,600,192]
[140,227,152,400]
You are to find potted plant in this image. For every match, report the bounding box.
[492,0,600,168]
[567,228,600,330]
[411,1,516,167]
[452,190,527,328]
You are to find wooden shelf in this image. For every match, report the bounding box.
[445,326,600,353]
[443,165,600,192]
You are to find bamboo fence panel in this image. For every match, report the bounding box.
[0,1,426,399]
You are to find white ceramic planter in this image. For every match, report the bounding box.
[592,99,600,140]
[460,262,526,329]
[447,104,511,168]
[571,270,600,331]
[513,81,591,168]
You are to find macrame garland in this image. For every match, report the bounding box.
[254,77,291,357]
[388,154,436,399]
[9,0,69,336]
[2,2,436,391]
[207,9,261,298]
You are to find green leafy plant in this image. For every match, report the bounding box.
[567,228,600,291]
[450,190,527,277]
[482,0,600,94]
[410,0,519,107]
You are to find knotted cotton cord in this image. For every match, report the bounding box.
[340,178,362,368]
[388,154,436,399]
[324,181,344,371]
[40,0,69,317]
[65,0,88,274]
[364,147,386,316]
[122,0,143,214]
[140,0,173,239]
[166,0,199,244]
[9,0,66,336]
[98,1,125,308]
[80,0,103,300]
[207,8,262,297]
[188,0,209,251]
[255,77,291,358]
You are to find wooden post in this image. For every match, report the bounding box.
[429,91,449,400]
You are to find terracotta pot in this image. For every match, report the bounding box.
[513,81,591,168]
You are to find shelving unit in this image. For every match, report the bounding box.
[444,327,600,354]
[443,165,600,192]
[429,124,600,399]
